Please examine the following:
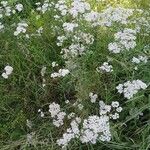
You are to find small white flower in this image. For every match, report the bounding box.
[65,100,70,104]
[110,113,119,120]
[49,102,60,117]
[16,4,23,12]
[2,72,8,79]
[41,66,46,77]
[99,101,111,115]
[89,92,98,103]
[2,65,13,79]
[4,65,13,75]
[40,111,44,117]
[51,69,70,78]
[111,101,119,108]
[97,62,113,73]
[132,55,148,64]
[68,112,76,119]
[116,107,123,112]
[52,62,58,67]
[78,104,84,110]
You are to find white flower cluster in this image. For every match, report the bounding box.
[38,109,44,117]
[49,102,66,127]
[15,4,23,12]
[100,7,134,26]
[99,101,122,120]
[58,31,94,58]
[116,80,148,99]
[57,35,67,46]
[0,1,23,17]
[67,112,76,119]
[61,43,86,58]
[54,0,94,58]
[36,1,53,14]
[84,11,100,26]
[52,61,58,68]
[73,32,94,45]
[14,22,28,36]
[51,69,70,78]
[69,0,91,18]
[55,0,91,18]
[55,0,68,16]
[56,99,122,148]
[57,114,111,148]
[57,117,81,148]
[63,22,78,32]
[2,65,13,79]
[97,62,113,73]
[69,43,85,56]
[132,55,148,64]
[80,115,111,143]
[89,92,98,103]
[108,28,136,53]
[83,7,134,27]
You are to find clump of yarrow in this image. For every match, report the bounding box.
[99,7,134,26]
[55,0,91,19]
[63,22,78,32]
[51,68,70,78]
[2,65,13,79]
[84,7,134,27]
[56,99,122,148]
[38,109,45,117]
[0,1,23,31]
[36,1,54,14]
[132,55,148,64]
[97,62,113,73]
[89,92,98,103]
[49,102,66,127]
[15,4,23,12]
[108,28,136,53]
[54,0,95,58]
[57,117,81,148]
[116,80,148,99]
[99,101,122,120]
[14,22,28,36]
[0,1,23,17]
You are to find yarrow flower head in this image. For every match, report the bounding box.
[15,4,23,12]
[132,55,148,64]
[116,80,148,99]
[69,0,91,18]
[80,115,111,143]
[108,28,137,53]
[89,92,98,103]
[2,65,13,79]
[14,22,28,36]
[49,102,66,127]
[63,22,78,32]
[97,62,113,73]
[51,69,70,78]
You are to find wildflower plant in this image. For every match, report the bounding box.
[0,0,150,150]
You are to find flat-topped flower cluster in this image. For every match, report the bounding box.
[116,80,148,99]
